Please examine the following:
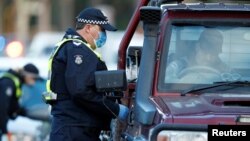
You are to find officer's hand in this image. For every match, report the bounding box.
[118,104,129,122]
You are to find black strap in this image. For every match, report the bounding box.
[57,93,71,101]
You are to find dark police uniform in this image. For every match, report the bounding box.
[0,69,23,138]
[49,28,120,141]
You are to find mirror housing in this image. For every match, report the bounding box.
[127,46,142,67]
[126,46,142,82]
[128,46,142,59]
[95,70,127,92]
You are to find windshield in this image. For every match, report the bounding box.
[159,23,250,92]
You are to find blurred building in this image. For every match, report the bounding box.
[0,0,248,50]
[0,0,124,48]
[1,0,74,44]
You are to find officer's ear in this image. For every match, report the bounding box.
[84,24,92,33]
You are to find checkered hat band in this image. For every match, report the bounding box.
[77,18,108,25]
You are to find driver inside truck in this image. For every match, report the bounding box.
[165,28,230,82]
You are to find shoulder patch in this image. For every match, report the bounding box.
[6,87,13,97]
[74,55,83,65]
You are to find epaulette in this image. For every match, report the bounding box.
[72,40,83,47]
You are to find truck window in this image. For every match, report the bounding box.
[159,24,250,91]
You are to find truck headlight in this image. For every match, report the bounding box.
[157,131,207,141]
[237,115,250,123]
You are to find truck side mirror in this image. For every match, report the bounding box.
[95,70,127,92]
[126,46,142,82]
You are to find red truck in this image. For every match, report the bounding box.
[95,0,250,140]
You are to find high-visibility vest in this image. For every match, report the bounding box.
[0,72,22,98]
[46,38,101,95]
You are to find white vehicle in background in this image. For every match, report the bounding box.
[27,31,143,70]
[28,31,143,71]
[27,32,64,58]
[27,32,65,78]
[0,32,64,78]
[98,31,143,70]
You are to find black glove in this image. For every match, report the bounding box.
[18,107,27,116]
[9,112,18,120]
[9,107,27,119]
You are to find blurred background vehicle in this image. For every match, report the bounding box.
[98,31,143,70]
[27,32,64,58]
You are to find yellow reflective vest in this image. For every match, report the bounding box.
[0,72,22,98]
[45,38,101,101]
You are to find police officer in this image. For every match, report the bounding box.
[47,8,129,141]
[0,63,39,139]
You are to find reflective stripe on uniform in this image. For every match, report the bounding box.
[46,38,101,94]
[0,72,22,98]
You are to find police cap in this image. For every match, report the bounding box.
[76,8,117,31]
[22,63,39,78]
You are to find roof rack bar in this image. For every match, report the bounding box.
[149,0,158,6]
[157,0,184,6]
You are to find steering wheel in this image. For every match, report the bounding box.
[178,66,221,79]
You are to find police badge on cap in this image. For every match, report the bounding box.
[76,8,117,31]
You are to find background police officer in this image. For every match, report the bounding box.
[48,8,128,141]
[0,63,39,139]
